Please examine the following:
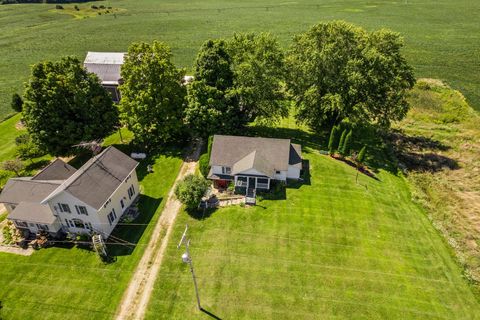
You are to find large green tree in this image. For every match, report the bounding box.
[227,32,287,122]
[286,21,415,131]
[184,39,241,137]
[120,41,186,148]
[23,57,118,156]
[185,34,288,137]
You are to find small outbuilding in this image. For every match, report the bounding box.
[84,51,125,103]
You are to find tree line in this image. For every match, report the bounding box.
[15,21,415,156]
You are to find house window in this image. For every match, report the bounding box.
[275,170,281,175]
[15,221,28,228]
[222,167,231,174]
[58,203,71,213]
[258,178,269,184]
[85,222,93,230]
[36,224,49,231]
[73,219,85,229]
[103,199,111,208]
[108,209,117,226]
[120,199,125,209]
[75,205,88,216]
[128,185,135,199]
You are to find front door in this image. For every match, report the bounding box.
[248,177,256,189]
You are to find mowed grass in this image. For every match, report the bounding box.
[145,134,480,318]
[0,0,479,120]
[0,152,183,320]
[0,114,23,162]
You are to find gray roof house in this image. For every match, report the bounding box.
[0,147,139,238]
[208,135,302,193]
[84,51,125,103]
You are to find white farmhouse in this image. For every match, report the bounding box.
[0,146,139,238]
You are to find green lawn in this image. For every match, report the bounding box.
[0,151,183,320]
[0,114,23,162]
[0,0,479,120]
[145,126,480,319]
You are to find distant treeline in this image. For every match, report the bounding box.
[1,0,102,4]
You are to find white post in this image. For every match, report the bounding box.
[267,178,270,189]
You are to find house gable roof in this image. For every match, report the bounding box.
[231,150,275,178]
[209,135,298,172]
[0,179,61,205]
[45,146,138,209]
[289,143,302,169]
[8,202,56,225]
[31,159,77,181]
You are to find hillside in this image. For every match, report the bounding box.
[395,79,480,283]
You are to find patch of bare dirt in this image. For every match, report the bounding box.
[114,139,202,320]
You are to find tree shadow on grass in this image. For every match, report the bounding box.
[186,207,217,220]
[106,194,162,257]
[386,129,459,173]
[24,159,51,172]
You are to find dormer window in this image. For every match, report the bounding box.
[222,167,231,174]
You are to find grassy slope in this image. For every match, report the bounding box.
[396,80,480,283]
[0,0,479,120]
[144,121,480,319]
[0,114,22,161]
[0,151,182,319]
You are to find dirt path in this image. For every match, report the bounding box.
[115,140,202,320]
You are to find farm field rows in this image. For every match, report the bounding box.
[0,0,479,119]
[144,120,480,319]
[0,150,183,319]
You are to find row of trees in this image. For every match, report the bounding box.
[17,21,415,156]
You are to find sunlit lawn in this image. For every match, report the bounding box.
[145,123,480,319]
[0,150,182,320]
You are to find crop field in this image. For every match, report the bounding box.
[144,118,480,319]
[0,0,479,120]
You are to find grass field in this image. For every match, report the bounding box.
[144,120,480,319]
[0,150,183,320]
[396,79,480,283]
[0,0,479,120]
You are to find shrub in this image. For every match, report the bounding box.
[207,135,213,157]
[357,145,366,163]
[91,5,98,9]
[340,130,352,156]
[55,4,63,9]
[15,133,30,146]
[11,93,23,113]
[74,5,79,11]
[199,153,210,178]
[1,158,24,176]
[338,129,347,153]
[328,125,339,155]
[99,5,105,9]
[174,174,209,210]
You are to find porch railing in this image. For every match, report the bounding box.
[256,182,269,189]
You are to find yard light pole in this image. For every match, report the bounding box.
[178,225,202,310]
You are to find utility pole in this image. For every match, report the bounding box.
[178,225,201,310]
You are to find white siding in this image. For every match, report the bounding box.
[96,170,139,236]
[13,218,62,235]
[274,170,287,181]
[47,191,99,235]
[287,165,301,179]
[211,165,224,175]
[236,168,268,177]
